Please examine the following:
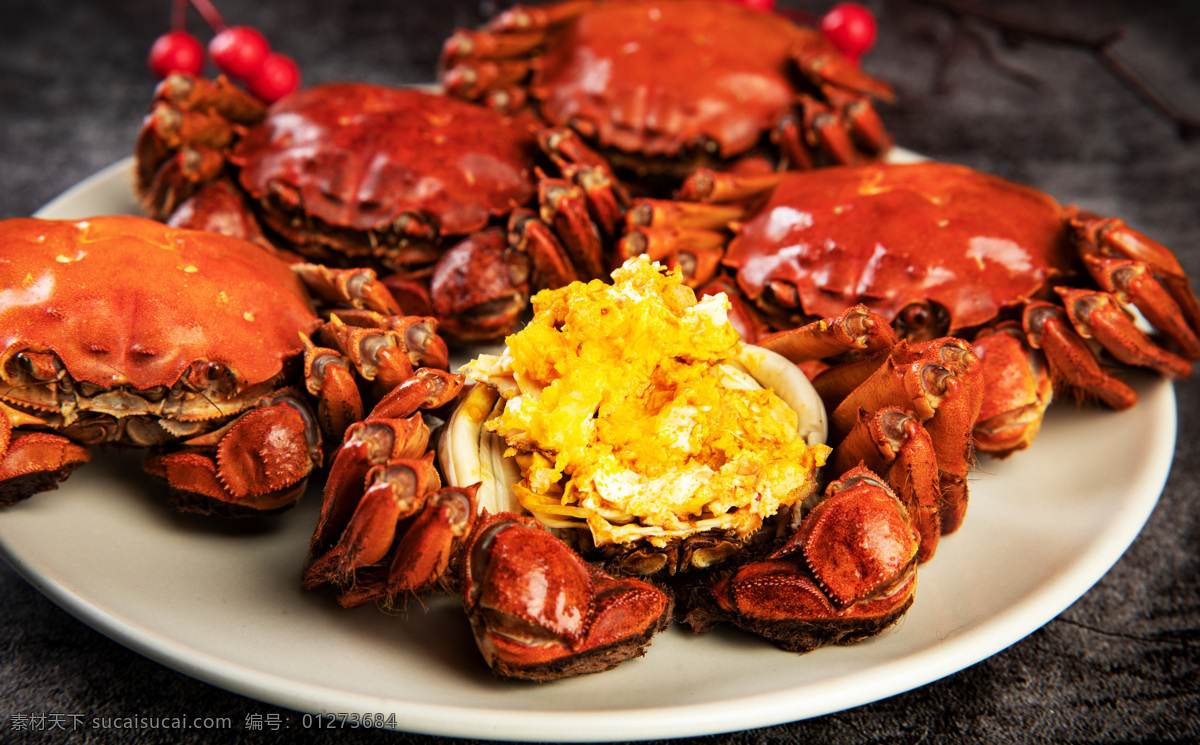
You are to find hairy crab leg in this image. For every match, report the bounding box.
[676,168,785,204]
[828,339,983,534]
[290,264,403,316]
[757,304,900,366]
[1023,301,1138,410]
[539,128,627,240]
[1057,287,1194,379]
[509,208,581,288]
[537,174,607,280]
[135,73,266,220]
[309,416,433,554]
[1071,210,1200,336]
[382,484,479,597]
[1082,254,1200,360]
[303,453,440,604]
[616,227,727,286]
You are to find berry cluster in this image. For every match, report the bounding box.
[147,0,299,102]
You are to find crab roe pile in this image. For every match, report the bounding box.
[465,258,829,551]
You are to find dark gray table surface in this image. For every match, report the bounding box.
[1,1,1197,743]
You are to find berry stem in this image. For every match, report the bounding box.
[171,0,189,32]
[188,0,228,33]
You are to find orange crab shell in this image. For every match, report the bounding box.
[723,163,1074,332]
[0,215,318,390]
[231,84,540,238]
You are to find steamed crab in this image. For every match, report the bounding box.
[303,259,954,680]
[135,74,627,341]
[0,215,449,515]
[440,0,895,184]
[623,161,1200,456]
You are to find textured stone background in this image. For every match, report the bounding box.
[0,1,1197,743]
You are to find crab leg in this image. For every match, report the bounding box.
[309,416,432,551]
[1082,255,1200,360]
[136,73,266,219]
[141,146,228,220]
[302,339,365,441]
[774,114,817,171]
[539,128,627,240]
[303,453,439,601]
[1071,210,1200,336]
[290,264,403,316]
[507,209,576,289]
[1024,301,1138,410]
[625,198,747,232]
[828,339,983,534]
[1057,287,1194,379]
[829,90,895,159]
[368,368,464,419]
[537,174,607,280]
[798,95,862,166]
[135,103,238,192]
[486,0,596,32]
[757,304,900,366]
[790,31,896,102]
[677,169,785,204]
[616,227,727,286]
[383,484,479,596]
[830,407,942,562]
[442,59,535,100]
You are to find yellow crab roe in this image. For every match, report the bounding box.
[466,258,828,547]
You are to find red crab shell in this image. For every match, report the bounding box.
[723,162,1074,333]
[442,0,894,180]
[230,84,539,259]
[531,1,814,159]
[0,215,317,391]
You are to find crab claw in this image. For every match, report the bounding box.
[461,512,673,681]
[0,417,92,506]
[682,466,918,653]
[971,322,1054,457]
[143,394,321,516]
[430,227,532,343]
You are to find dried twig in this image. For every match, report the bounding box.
[899,0,1200,139]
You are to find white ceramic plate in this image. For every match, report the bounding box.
[0,159,1177,741]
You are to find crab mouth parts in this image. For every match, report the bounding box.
[254,192,445,273]
[0,349,296,445]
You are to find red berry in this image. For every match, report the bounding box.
[246,53,301,103]
[209,26,271,80]
[820,3,878,64]
[147,30,205,78]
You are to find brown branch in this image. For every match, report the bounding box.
[899,0,1200,139]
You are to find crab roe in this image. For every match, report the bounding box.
[465,258,829,552]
